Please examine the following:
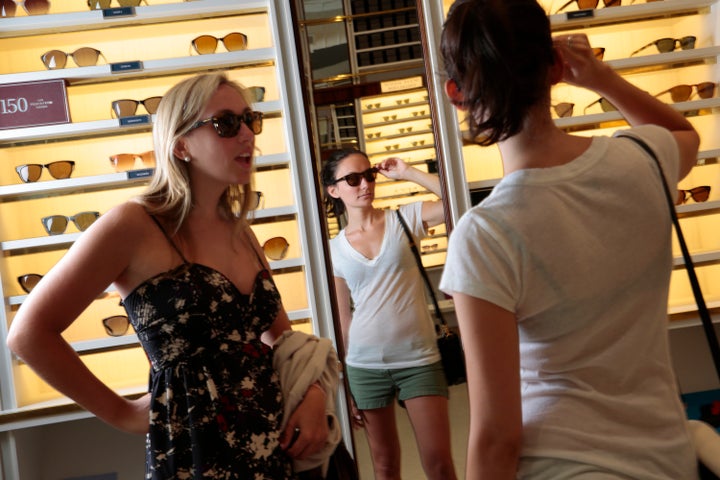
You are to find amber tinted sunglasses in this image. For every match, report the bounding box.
[263,237,289,261]
[630,36,695,56]
[15,161,74,183]
[88,0,146,8]
[552,102,574,118]
[189,110,263,137]
[17,273,42,293]
[102,315,131,336]
[654,82,716,103]
[111,97,162,118]
[41,48,105,69]
[109,151,155,172]
[332,167,378,187]
[41,211,100,235]
[583,97,616,114]
[676,186,711,205]
[191,33,248,55]
[0,0,49,16]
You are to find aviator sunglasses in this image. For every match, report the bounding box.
[630,36,696,56]
[676,186,711,205]
[15,161,74,183]
[332,167,378,187]
[654,82,716,103]
[191,33,248,55]
[41,47,105,70]
[0,0,49,16]
[41,211,100,235]
[188,110,263,137]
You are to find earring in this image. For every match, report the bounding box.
[183,155,191,163]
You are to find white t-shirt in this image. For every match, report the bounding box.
[330,202,441,369]
[440,126,697,479]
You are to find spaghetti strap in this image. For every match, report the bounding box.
[241,225,267,269]
[149,215,189,264]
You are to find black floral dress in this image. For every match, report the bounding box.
[122,222,295,480]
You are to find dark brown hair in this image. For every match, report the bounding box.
[320,148,370,217]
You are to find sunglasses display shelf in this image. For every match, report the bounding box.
[0,2,333,472]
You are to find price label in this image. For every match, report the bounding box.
[0,79,70,130]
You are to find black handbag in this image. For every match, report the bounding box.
[622,135,720,480]
[396,210,467,386]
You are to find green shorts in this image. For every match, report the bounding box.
[346,362,448,410]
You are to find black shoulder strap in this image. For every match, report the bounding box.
[396,209,447,329]
[620,134,720,382]
[148,215,189,264]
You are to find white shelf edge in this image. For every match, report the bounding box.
[606,46,720,73]
[0,171,149,201]
[1,233,82,253]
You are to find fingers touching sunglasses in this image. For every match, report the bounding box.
[41,211,100,236]
[630,36,695,56]
[332,167,378,187]
[41,47,106,69]
[191,32,248,55]
[111,96,162,118]
[188,110,263,137]
[654,82,716,103]
[676,186,711,205]
[15,161,74,183]
[0,0,49,16]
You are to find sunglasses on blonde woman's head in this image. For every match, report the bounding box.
[87,0,146,8]
[654,82,716,103]
[41,47,105,69]
[109,151,155,172]
[0,0,49,16]
[263,237,289,261]
[102,315,130,336]
[630,36,695,56]
[41,211,100,235]
[191,33,248,55]
[676,186,711,205]
[189,110,263,137]
[15,161,74,183]
[17,273,42,293]
[111,97,162,118]
[332,167,378,187]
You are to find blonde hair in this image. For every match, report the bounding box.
[136,72,257,234]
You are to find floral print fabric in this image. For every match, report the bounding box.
[123,263,295,479]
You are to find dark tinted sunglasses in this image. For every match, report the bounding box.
[189,110,263,137]
[102,315,131,336]
[676,186,711,205]
[17,273,42,293]
[333,167,378,187]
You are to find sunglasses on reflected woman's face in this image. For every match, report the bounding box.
[332,167,378,187]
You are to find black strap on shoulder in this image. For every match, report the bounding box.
[148,214,189,264]
[396,209,447,330]
[620,134,720,382]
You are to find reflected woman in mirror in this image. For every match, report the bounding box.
[321,150,457,480]
[439,0,701,479]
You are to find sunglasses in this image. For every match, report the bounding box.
[248,191,264,211]
[654,82,716,103]
[102,315,131,336]
[630,36,696,56]
[554,0,628,14]
[111,97,162,118]
[17,273,42,293]
[41,211,100,235]
[332,167,378,187]
[552,102,574,118]
[0,0,49,16]
[189,110,263,137]
[15,161,75,183]
[246,86,266,103]
[41,47,105,70]
[263,236,289,261]
[676,186,711,205]
[109,151,155,172]
[583,97,617,114]
[88,0,146,8]
[191,33,248,55]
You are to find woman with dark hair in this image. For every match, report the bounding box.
[321,150,457,480]
[439,0,701,479]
